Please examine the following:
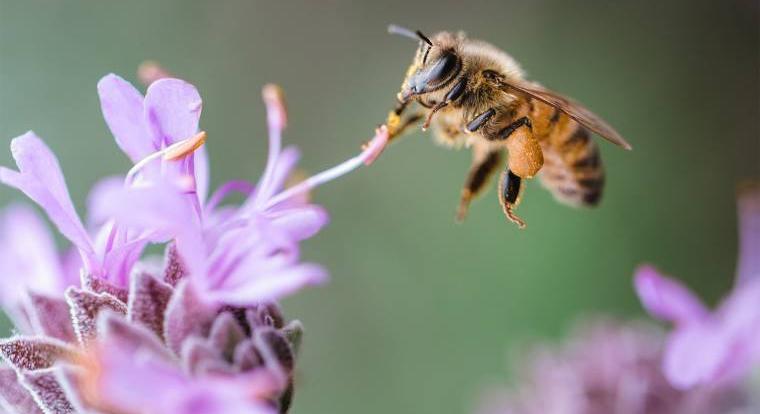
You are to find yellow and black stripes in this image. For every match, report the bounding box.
[536,107,605,207]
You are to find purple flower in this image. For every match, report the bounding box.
[0,71,388,414]
[0,131,152,290]
[0,205,79,333]
[634,185,760,389]
[475,319,752,414]
[96,81,388,307]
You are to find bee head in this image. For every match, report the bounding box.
[388,25,461,101]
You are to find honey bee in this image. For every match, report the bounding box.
[382,25,632,228]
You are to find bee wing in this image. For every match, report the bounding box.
[502,81,632,150]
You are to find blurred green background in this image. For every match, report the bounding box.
[0,0,758,412]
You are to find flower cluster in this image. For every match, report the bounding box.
[0,73,388,414]
[634,184,760,390]
[476,187,760,414]
[475,320,752,414]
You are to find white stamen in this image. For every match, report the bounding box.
[264,126,389,208]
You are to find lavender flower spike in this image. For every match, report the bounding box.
[634,184,760,389]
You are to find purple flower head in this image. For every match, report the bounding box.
[96,81,388,308]
[634,184,760,390]
[476,319,752,414]
[0,71,387,414]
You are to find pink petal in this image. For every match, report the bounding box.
[634,265,708,325]
[100,237,149,288]
[144,78,202,146]
[268,205,329,241]
[213,263,328,306]
[96,179,205,276]
[85,175,124,227]
[0,204,65,313]
[662,323,729,389]
[245,146,301,211]
[736,185,760,285]
[0,132,93,261]
[97,74,157,162]
[268,146,301,195]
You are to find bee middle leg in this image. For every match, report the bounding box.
[456,148,502,222]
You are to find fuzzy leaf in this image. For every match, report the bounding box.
[65,288,127,344]
[98,312,173,360]
[0,337,74,371]
[20,368,74,414]
[232,339,263,371]
[51,365,91,414]
[254,329,294,375]
[164,280,217,354]
[180,336,222,375]
[127,271,173,338]
[281,320,304,357]
[81,274,129,303]
[208,312,246,362]
[246,303,285,330]
[162,243,187,286]
[25,293,76,343]
[0,365,43,414]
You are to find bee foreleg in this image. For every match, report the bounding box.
[498,168,527,229]
[422,78,468,130]
[456,149,502,222]
[385,94,425,143]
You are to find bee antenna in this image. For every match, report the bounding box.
[415,30,433,46]
[387,24,433,46]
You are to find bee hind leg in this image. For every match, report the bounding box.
[498,168,527,229]
[456,149,502,222]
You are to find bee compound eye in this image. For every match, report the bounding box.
[425,52,458,86]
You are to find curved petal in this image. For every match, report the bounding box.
[0,132,93,260]
[213,263,328,306]
[144,78,202,146]
[0,205,66,330]
[95,180,205,278]
[634,265,707,325]
[736,184,760,284]
[663,323,729,389]
[97,74,156,162]
[102,238,149,288]
[268,146,301,195]
[86,175,125,227]
[268,205,329,241]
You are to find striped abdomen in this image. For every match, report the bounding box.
[531,102,605,207]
